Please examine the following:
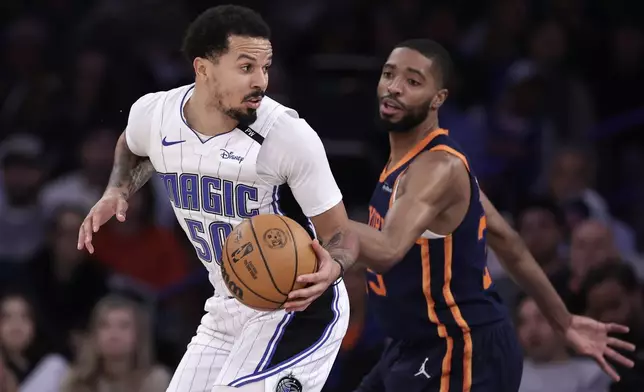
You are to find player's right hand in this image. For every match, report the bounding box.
[77,190,129,254]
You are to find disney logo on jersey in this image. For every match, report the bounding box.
[220,149,244,163]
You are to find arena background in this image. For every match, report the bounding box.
[0,0,643,391]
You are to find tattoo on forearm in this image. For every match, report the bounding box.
[321,230,354,271]
[107,140,155,199]
[127,159,155,195]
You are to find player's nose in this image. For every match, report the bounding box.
[386,78,403,96]
[251,69,268,90]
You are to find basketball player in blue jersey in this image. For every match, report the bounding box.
[342,39,635,391]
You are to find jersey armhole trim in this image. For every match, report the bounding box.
[429,145,470,172]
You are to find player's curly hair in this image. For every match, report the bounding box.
[182,5,271,62]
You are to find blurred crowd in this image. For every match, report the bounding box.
[1,0,644,391]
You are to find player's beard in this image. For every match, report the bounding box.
[224,90,265,129]
[376,96,432,134]
[224,107,258,129]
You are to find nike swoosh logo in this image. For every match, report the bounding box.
[162,136,186,146]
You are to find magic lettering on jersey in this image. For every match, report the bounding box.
[157,172,260,264]
[158,172,259,217]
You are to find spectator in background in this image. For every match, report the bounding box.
[0,134,47,269]
[0,352,19,392]
[0,291,69,392]
[0,17,63,137]
[494,198,568,309]
[63,295,170,392]
[41,127,119,216]
[581,263,644,392]
[546,146,610,222]
[567,220,619,301]
[92,183,189,292]
[525,20,595,142]
[487,60,551,206]
[40,125,176,228]
[543,146,637,256]
[516,294,610,392]
[26,204,110,359]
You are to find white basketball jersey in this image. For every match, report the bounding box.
[124,84,342,295]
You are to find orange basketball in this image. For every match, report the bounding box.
[221,214,318,311]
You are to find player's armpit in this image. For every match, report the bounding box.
[309,201,359,273]
[480,191,572,332]
[351,152,463,273]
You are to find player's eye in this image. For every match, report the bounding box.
[382,71,393,79]
[407,79,420,86]
[262,64,271,73]
[241,64,252,72]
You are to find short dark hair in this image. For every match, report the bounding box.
[516,197,566,229]
[182,5,271,61]
[580,262,640,298]
[394,39,453,88]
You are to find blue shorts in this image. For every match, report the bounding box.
[355,320,523,392]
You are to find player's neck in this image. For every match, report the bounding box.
[184,87,239,136]
[388,115,439,164]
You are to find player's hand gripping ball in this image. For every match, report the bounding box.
[221,214,318,311]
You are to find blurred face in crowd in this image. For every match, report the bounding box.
[570,220,617,279]
[74,50,107,102]
[1,159,43,206]
[195,36,271,126]
[96,307,137,360]
[585,278,641,328]
[549,151,590,202]
[81,129,117,182]
[377,47,447,133]
[51,210,85,266]
[0,297,34,354]
[518,208,562,264]
[530,21,568,67]
[517,297,567,362]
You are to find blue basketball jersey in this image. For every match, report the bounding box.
[366,128,507,343]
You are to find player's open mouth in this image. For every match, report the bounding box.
[380,98,403,115]
[245,97,263,109]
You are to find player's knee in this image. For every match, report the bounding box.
[211,381,264,392]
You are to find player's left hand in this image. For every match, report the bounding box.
[565,315,635,381]
[283,239,342,312]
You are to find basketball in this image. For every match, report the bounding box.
[221,214,318,311]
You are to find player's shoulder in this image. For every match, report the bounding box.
[260,96,319,144]
[130,84,194,115]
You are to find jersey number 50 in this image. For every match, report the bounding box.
[184,218,233,265]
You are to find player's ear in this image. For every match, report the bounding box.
[432,89,449,110]
[194,57,208,79]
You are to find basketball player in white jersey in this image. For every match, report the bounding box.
[77,5,358,392]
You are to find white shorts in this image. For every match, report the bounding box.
[167,281,349,392]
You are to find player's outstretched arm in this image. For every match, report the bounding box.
[481,191,635,381]
[350,152,462,273]
[481,191,572,330]
[77,132,155,253]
